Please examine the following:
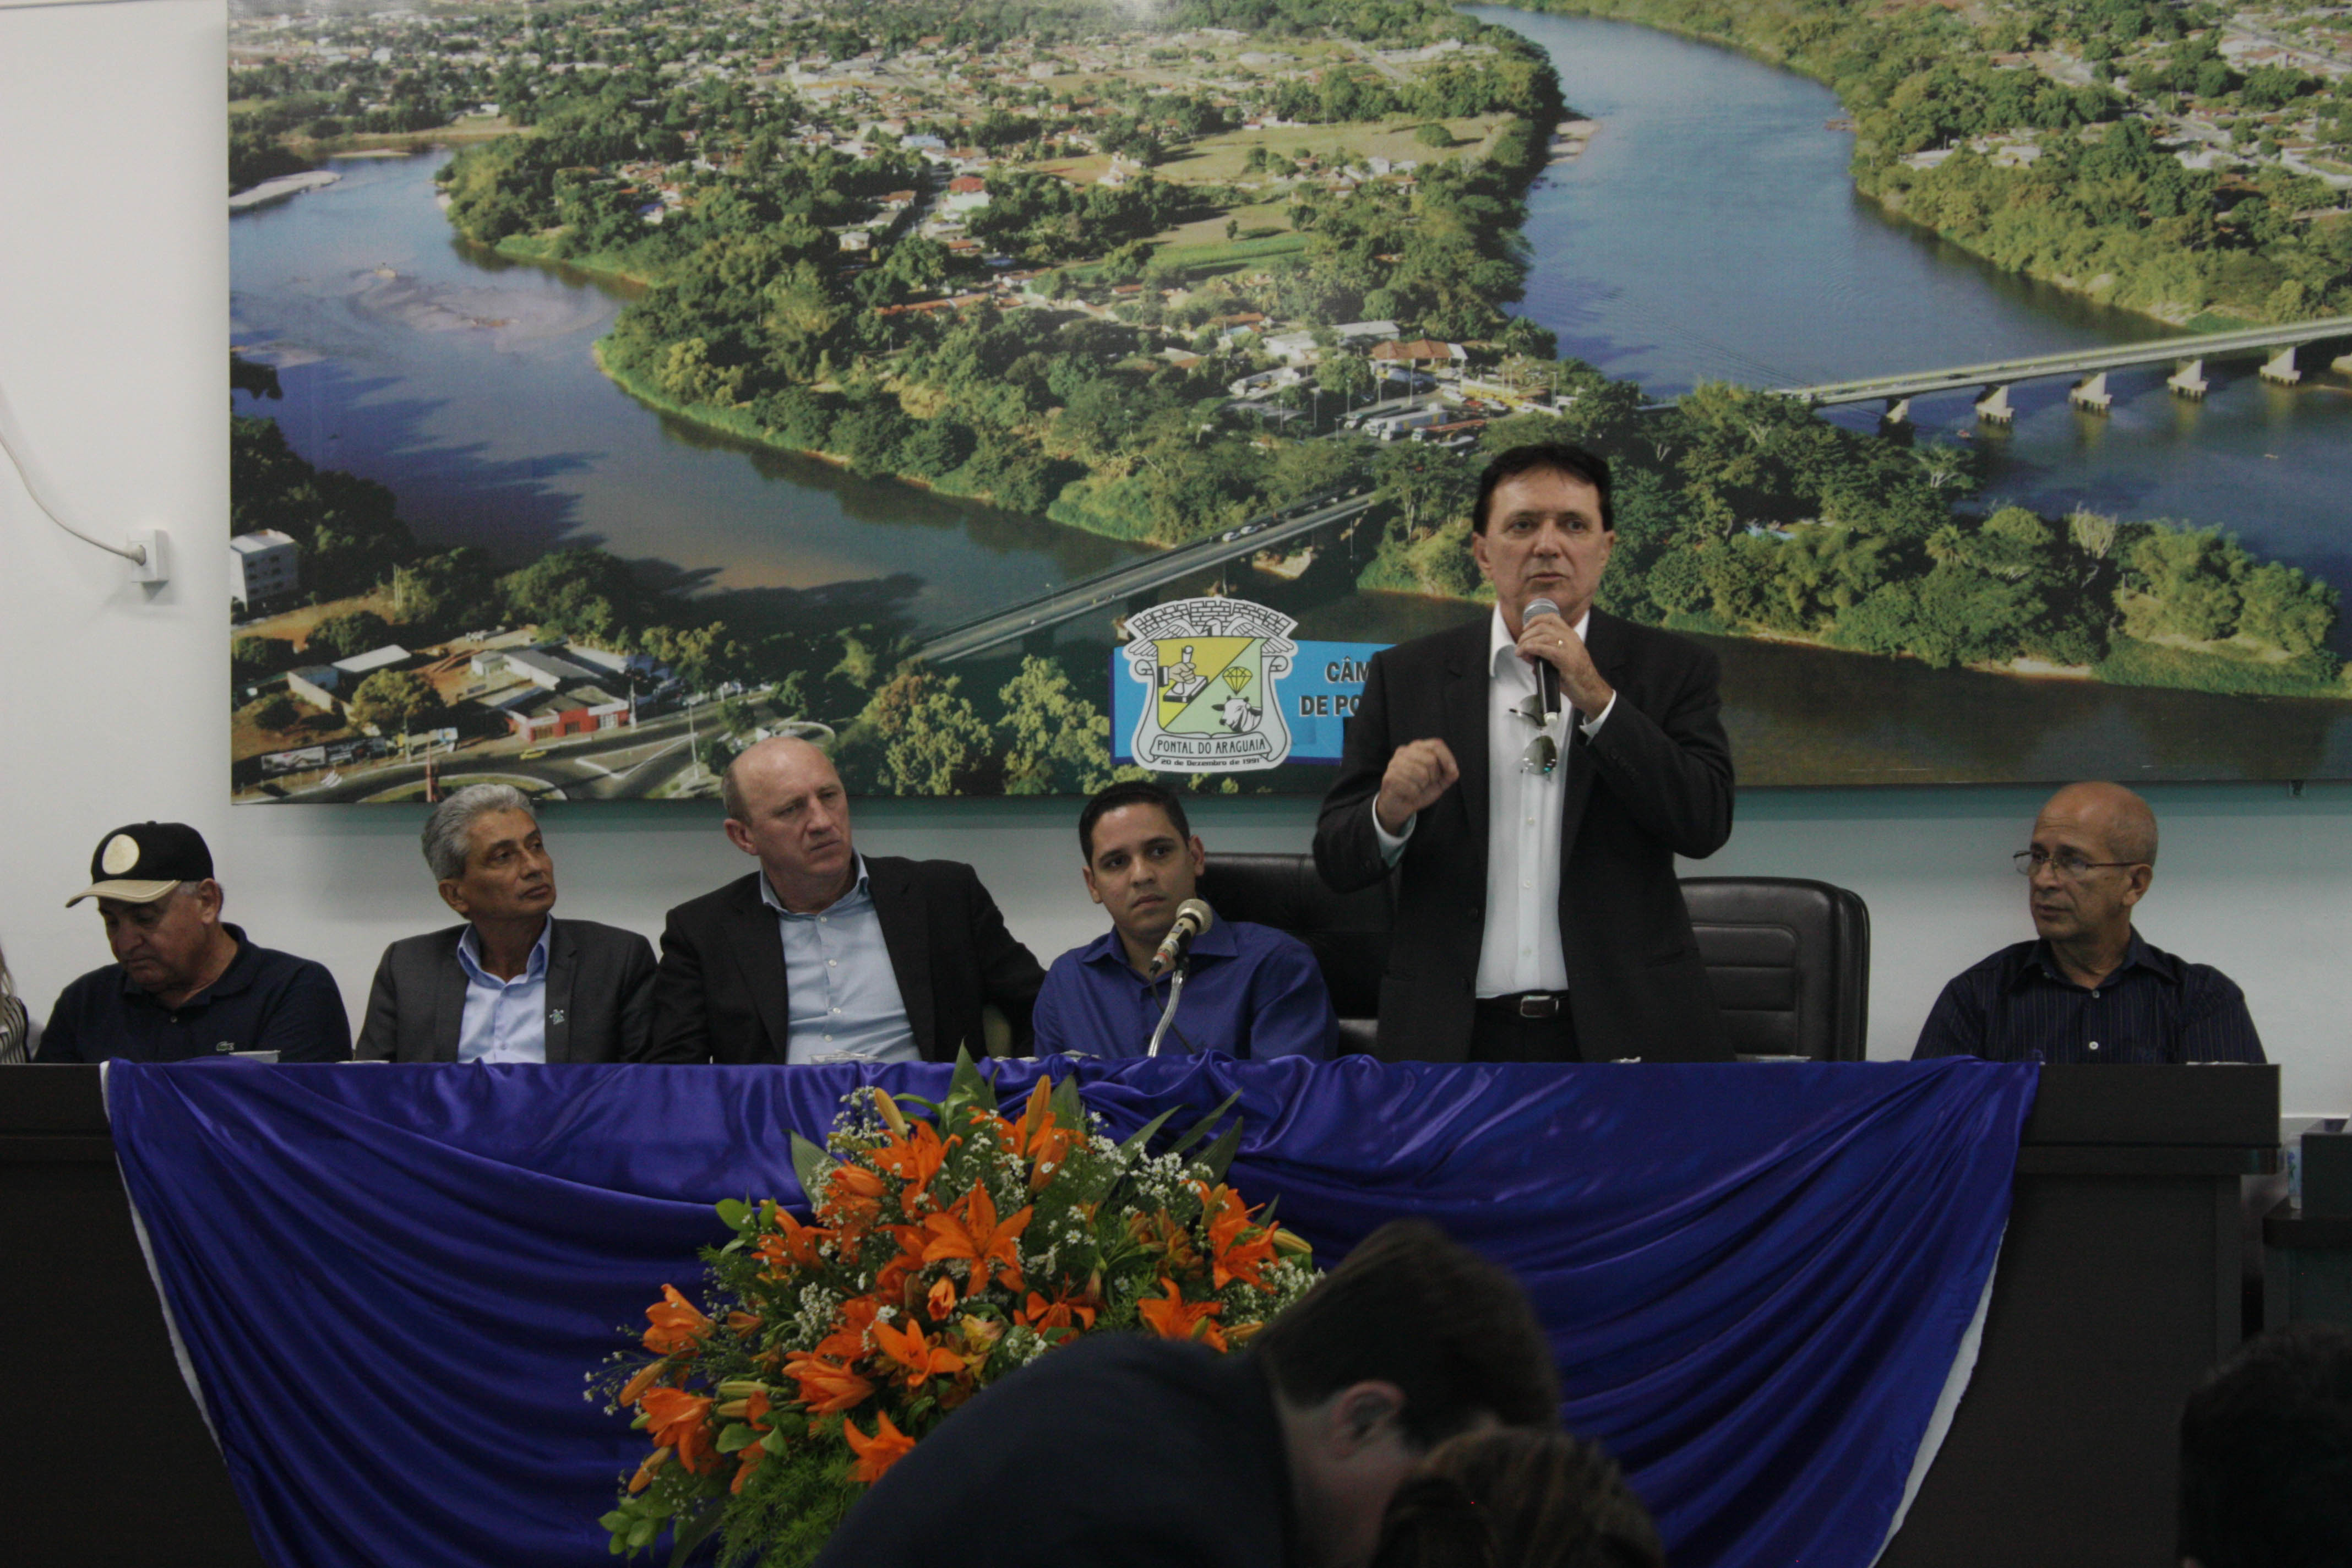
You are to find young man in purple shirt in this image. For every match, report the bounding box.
[1032,781,1337,1061]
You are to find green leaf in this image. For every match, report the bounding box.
[667,1499,725,1568]
[1113,1106,1182,1163]
[1162,1091,1243,1160]
[714,1198,751,1231]
[716,1422,757,1454]
[1195,1119,1244,1184]
[945,1045,998,1115]
[790,1131,830,1201]
[1050,1069,1086,1129]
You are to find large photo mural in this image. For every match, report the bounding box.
[227,0,2352,801]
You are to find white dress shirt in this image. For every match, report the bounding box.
[1376,607,1614,998]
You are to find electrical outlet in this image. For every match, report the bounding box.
[128,528,170,585]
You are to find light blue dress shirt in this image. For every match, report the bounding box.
[759,856,919,1066]
[454,921,551,1064]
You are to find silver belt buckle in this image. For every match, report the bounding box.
[1517,993,1558,1019]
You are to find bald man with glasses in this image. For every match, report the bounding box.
[1912,782,2264,1064]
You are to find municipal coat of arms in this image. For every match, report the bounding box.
[1122,597,1297,771]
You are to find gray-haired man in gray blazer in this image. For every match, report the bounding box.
[357,783,655,1063]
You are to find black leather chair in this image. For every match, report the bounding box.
[1194,858,1869,1063]
[1679,878,1871,1061]
[1196,853,1389,1055]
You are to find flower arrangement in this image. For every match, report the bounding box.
[595,1054,1319,1567]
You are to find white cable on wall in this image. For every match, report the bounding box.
[0,374,147,565]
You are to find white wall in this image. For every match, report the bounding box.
[3,0,2347,1112]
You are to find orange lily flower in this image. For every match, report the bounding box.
[782,1354,875,1415]
[1128,1208,1202,1273]
[871,1315,965,1390]
[618,1357,671,1408]
[1011,1082,1083,1189]
[1014,1283,1099,1334]
[926,1276,959,1321]
[1138,1277,1227,1352]
[726,1310,764,1335]
[870,1121,954,1217]
[844,1409,917,1484]
[1199,1182,1277,1291]
[875,1224,933,1304]
[923,1184,1032,1298]
[639,1385,718,1473]
[814,1295,883,1364]
[823,1162,888,1229]
[754,1206,831,1274]
[729,1391,773,1494]
[641,1285,714,1355]
[626,1445,670,1494]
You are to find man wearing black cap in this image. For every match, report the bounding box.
[34,822,351,1063]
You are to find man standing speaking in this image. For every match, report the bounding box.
[1315,442,1735,1063]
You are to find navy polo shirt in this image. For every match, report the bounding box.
[1030,918,1336,1061]
[35,924,352,1064]
[1911,932,2264,1065]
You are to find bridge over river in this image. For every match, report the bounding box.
[1768,314,2352,423]
[916,489,1376,663]
[919,317,2352,663]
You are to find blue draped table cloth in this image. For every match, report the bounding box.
[102,1055,2037,1568]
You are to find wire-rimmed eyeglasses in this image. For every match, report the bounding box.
[2011,849,2142,880]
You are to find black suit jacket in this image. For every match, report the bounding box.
[355,918,657,1063]
[1314,609,1735,1063]
[816,1336,1291,1568]
[637,857,1044,1064]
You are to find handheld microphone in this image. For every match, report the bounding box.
[1525,596,1563,717]
[1147,899,1214,979]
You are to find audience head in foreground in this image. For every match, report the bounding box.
[1912,782,2263,1064]
[1372,1427,1663,1568]
[2178,1322,2352,1568]
[814,1218,1559,1568]
[638,737,1044,1064]
[1028,780,1336,1060]
[355,784,657,1063]
[36,821,350,1063]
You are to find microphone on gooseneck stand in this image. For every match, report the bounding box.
[1525,596,1562,719]
[1146,899,1214,981]
[1145,900,1215,1059]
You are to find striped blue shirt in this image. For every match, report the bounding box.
[1912,933,2264,1065]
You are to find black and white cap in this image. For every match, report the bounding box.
[66,822,215,907]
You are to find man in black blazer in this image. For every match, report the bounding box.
[815,1220,1563,1568]
[639,737,1044,1064]
[357,785,656,1063]
[1315,442,1734,1064]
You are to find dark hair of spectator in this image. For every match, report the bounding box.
[1372,1428,1664,1568]
[2179,1322,2352,1568]
[1251,1219,1560,1446]
[1472,443,1613,535]
[1077,780,1192,863]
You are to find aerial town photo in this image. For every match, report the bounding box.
[227,0,2352,801]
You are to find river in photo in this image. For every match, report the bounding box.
[230,8,2352,783]
[231,149,1151,629]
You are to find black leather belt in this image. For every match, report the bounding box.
[1477,991,1568,1019]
